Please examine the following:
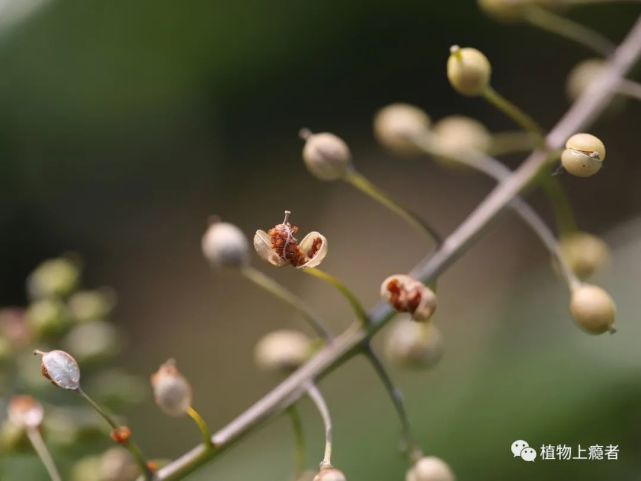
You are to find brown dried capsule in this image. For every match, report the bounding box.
[380,274,437,322]
[110,426,132,445]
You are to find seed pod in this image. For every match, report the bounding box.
[559,232,608,278]
[300,130,352,181]
[373,103,431,155]
[313,467,347,481]
[150,359,192,416]
[380,274,437,322]
[406,456,455,481]
[432,115,491,164]
[35,349,81,390]
[254,211,328,269]
[100,447,140,481]
[68,289,116,323]
[384,320,444,369]
[202,221,250,268]
[27,257,81,299]
[570,284,616,334]
[254,330,312,373]
[8,396,44,429]
[447,46,491,96]
[561,133,606,177]
[566,59,605,100]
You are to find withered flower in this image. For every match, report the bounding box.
[254,211,327,269]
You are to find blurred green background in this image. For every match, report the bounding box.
[1,0,641,480]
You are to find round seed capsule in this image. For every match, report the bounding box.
[447,46,491,96]
[570,284,616,334]
[373,103,431,155]
[561,133,606,177]
[202,221,250,268]
[36,349,81,390]
[300,130,352,181]
[432,115,491,164]
[380,274,437,322]
[566,59,605,100]
[254,330,312,373]
[313,467,347,481]
[384,320,444,369]
[406,456,455,481]
[8,396,44,429]
[150,359,193,416]
[559,232,608,278]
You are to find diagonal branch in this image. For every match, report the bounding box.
[146,14,641,481]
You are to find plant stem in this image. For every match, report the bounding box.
[482,87,546,144]
[139,15,641,481]
[26,427,62,481]
[523,5,615,56]
[305,383,333,468]
[79,388,153,480]
[617,78,641,100]
[344,169,442,245]
[302,268,369,326]
[487,131,538,156]
[242,265,331,340]
[541,174,579,235]
[287,405,307,476]
[187,406,214,448]
[363,346,420,461]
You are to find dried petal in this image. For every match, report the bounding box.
[298,232,328,269]
[253,230,288,267]
[8,395,44,429]
[36,349,81,390]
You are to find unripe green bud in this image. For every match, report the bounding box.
[202,220,250,268]
[447,46,491,96]
[385,320,444,369]
[570,284,616,334]
[373,103,431,155]
[561,133,606,177]
[27,298,70,338]
[566,59,605,100]
[254,330,312,373]
[313,467,347,481]
[406,456,455,481]
[432,115,491,164]
[27,257,81,299]
[68,289,116,323]
[150,359,193,416]
[559,232,608,278]
[300,130,352,181]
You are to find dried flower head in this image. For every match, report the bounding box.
[570,284,616,335]
[202,219,250,268]
[35,349,81,390]
[8,395,44,429]
[561,133,606,177]
[406,456,455,481]
[559,232,609,278]
[566,59,606,100]
[384,319,444,369]
[254,211,328,269]
[300,129,352,181]
[313,467,347,481]
[150,359,193,416]
[373,103,431,154]
[254,330,312,373]
[447,45,492,96]
[380,274,437,322]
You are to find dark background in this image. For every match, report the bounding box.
[1,1,641,480]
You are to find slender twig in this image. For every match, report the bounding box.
[344,169,442,245]
[411,133,581,291]
[25,428,62,481]
[287,405,307,476]
[523,5,616,57]
[241,265,332,340]
[305,382,333,468]
[141,14,641,481]
[482,87,546,143]
[302,268,370,326]
[186,406,214,448]
[617,78,641,100]
[487,131,538,156]
[363,346,420,461]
